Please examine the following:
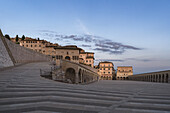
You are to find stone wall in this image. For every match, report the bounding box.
[0,36,14,68]
[0,29,51,68]
[5,38,51,63]
[59,60,99,84]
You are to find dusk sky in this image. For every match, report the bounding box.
[0,0,170,74]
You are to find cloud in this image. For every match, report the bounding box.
[125,58,153,62]
[76,19,90,35]
[95,59,124,62]
[39,30,143,55]
[38,30,58,33]
[93,48,124,54]
[81,44,91,47]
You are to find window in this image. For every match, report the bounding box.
[108,72,110,74]
[104,72,105,74]
[31,45,32,47]
[108,68,110,70]
[67,52,69,55]
[39,45,41,47]
[89,60,91,62]
[35,45,37,47]
[26,45,28,47]
[86,60,88,62]
[22,45,24,47]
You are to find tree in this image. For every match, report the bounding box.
[15,35,19,42]
[38,37,40,40]
[21,35,25,40]
[5,34,10,40]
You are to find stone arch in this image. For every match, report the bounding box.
[159,74,161,82]
[106,76,109,80]
[153,75,155,82]
[65,68,76,83]
[151,75,153,82]
[166,73,169,83]
[162,74,165,83]
[78,69,82,83]
[123,77,125,80]
[82,70,84,83]
[65,56,70,60]
[120,77,122,80]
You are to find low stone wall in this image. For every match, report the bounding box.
[4,38,51,64]
[127,70,170,83]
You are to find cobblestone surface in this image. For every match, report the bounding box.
[0,62,170,113]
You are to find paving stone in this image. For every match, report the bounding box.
[0,62,170,113]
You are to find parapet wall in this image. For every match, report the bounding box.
[127,70,170,83]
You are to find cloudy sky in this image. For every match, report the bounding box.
[0,0,170,74]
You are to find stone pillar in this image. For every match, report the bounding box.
[150,75,152,82]
[160,75,163,83]
[81,74,83,83]
[75,72,79,84]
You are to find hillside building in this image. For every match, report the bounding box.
[19,38,95,67]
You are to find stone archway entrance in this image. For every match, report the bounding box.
[65,68,76,83]
[78,69,82,83]
[65,56,70,60]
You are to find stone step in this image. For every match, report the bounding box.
[0,95,115,107]
[128,98,170,105]
[118,102,170,112]
[134,95,170,100]
[0,91,123,101]
[3,87,131,98]
[0,102,102,113]
[7,85,133,95]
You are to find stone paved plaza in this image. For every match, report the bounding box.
[0,62,170,113]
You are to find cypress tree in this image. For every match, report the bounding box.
[15,35,19,42]
[22,35,25,40]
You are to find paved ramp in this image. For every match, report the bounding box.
[0,62,170,113]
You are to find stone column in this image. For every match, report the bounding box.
[75,72,79,84]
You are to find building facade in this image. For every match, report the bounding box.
[97,61,116,80]
[19,38,95,67]
[116,66,133,80]
[79,52,94,68]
